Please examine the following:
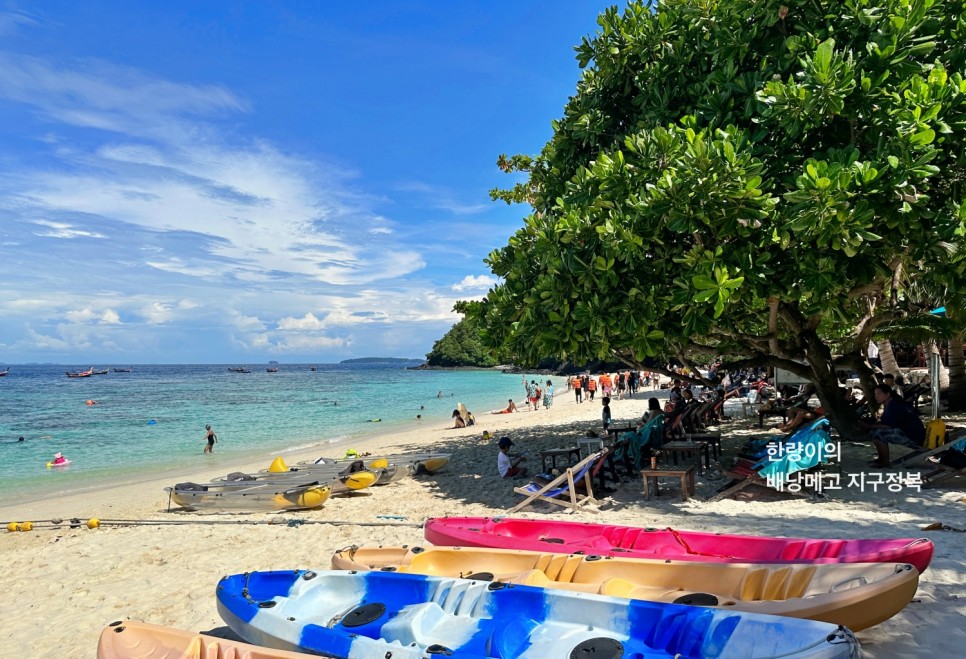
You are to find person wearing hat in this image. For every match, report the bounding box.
[203,424,218,454]
[497,436,527,479]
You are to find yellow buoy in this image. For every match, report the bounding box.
[19,521,33,532]
[6,522,20,533]
[268,456,289,473]
[87,518,100,529]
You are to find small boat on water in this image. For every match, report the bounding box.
[97,620,319,659]
[266,367,279,372]
[91,369,109,375]
[112,367,132,373]
[0,368,8,376]
[227,366,251,373]
[332,545,919,631]
[66,368,93,378]
[425,517,935,574]
[216,569,861,658]
[165,480,330,512]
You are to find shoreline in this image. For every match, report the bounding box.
[2,387,965,658]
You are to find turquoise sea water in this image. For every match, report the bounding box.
[0,364,537,503]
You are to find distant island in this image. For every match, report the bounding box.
[340,357,424,364]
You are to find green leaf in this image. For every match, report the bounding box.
[887,155,900,168]
[814,38,834,74]
[692,275,716,290]
[910,129,936,146]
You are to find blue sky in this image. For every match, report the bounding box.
[0,1,606,364]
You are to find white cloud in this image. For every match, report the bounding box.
[277,312,326,331]
[101,309,121,324]
[140,302,174,324]
[31,219,106,239]
[451,274,497,292]
[19,327,70,351]
[64,307,122,324]
[0,53,246,140]
[267,333,346,352]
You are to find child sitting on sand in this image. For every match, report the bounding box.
[497,436,527,479]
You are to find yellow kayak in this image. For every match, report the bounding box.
[331,544,919,631]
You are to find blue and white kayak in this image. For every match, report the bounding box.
[216,570,860,659]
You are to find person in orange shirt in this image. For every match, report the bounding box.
[572,375,583,403]
[600,373,613,397]
[586,375,597,401]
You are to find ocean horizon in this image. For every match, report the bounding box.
[0,363,544,504]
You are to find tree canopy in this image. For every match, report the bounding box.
[475,0,966,436]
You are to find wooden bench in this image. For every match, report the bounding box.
[642,466,695,501]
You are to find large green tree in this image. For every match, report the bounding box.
[477,0,966,437]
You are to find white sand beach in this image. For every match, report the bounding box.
[2,389,964,658]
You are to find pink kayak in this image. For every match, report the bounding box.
[425,516,934,573]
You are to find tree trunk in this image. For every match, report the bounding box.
[877,340,900,377]
[800,330,869,442]
[924,340,949,389]
[943,337,966,409]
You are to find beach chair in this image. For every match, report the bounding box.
[708,419,832,502]
[613,415,666,474]
[509,451,603,514]
[891,423,962,466]
[918,434,966,487]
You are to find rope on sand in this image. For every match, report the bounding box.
[5,517,424,532]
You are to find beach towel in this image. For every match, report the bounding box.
[755,418,831,488]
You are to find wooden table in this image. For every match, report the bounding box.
[660,440,710,475]
[682,433,722,461]
[642,466,695,501]
[540,447,581,472]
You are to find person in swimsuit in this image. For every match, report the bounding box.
[204,424,217,454]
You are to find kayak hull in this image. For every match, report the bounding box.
[332,544,918,631]
[425,516,935,573]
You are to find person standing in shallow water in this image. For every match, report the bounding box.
[203,424,217,454]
